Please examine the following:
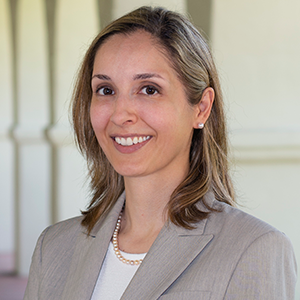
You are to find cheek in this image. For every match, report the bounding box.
[138,102,173,126]
[90,102,111,135]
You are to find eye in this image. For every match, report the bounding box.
[97,87,115,95]
[140,86,159,95]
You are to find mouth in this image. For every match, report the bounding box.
[113,136,151,146]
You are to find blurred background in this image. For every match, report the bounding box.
[0,0,299,298]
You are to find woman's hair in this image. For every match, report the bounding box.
[72,6,235,233]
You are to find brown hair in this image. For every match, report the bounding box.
[72,6,235,233]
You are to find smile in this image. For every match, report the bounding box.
[114,136,151,146]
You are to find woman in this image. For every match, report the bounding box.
[24,6,297,300]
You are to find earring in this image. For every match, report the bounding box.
[198,123,204,129]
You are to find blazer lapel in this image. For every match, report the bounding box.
[61,191,215,300]
[60,193,125,300]
[121,219,213,300]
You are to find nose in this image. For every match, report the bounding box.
[110,94,138,126]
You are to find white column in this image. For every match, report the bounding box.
[113,0,187,19]
[48,0,99,222]
[0,0,15,272]
[14,0,51,276]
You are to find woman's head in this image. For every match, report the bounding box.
[90,30,212,180]
[72,6,234,231]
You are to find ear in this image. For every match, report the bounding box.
[193,87,214,129]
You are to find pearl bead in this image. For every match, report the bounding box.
[112,209,143,266]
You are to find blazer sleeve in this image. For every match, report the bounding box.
[23,227,50,300]
[224,230,297,300]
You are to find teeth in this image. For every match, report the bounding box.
[126,137,133,146]
[115,136,150,146]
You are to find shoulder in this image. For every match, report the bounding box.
[162,201,297,299]
[199,202,297,298]
[211,204,298,299]
[214,203,295,259]
[43,215,85,236]
[209,201,286,242]
[41,216,85,240]
[36,216,86,259]
[204,201,296,271]
[24,216,88,299]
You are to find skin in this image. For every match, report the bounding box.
[90,30,214,253]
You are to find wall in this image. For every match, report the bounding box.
[211,0,300,296]
[0,0,99,275]
[0,0,14,273]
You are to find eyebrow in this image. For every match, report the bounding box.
[133,73,164,80]
[92,74,111,81]
[91,73,164,82]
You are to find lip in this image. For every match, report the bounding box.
[111,134,150,138]
[111,135,152,154]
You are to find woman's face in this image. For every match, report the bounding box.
[90,31,200,179]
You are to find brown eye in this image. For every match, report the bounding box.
[141,86,158,95]
[98,87,114,95]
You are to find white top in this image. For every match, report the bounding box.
[91,242,147,300]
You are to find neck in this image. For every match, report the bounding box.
[124,169,186,222]
[117,170,187,253]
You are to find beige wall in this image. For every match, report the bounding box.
[0,0,14,272]
[0,0,299,296]
[211,1,300,296]
[113,0,186,18]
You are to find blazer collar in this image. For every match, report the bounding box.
[61,192,126,300]
[89,192,126,237]
[121,220,213,300]
[61,191,214,300]
[121,192,215,300]
[173,190,215,236]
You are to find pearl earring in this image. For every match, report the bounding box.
[198,123,204,129]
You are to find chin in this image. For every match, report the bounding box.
[113,164,147,178]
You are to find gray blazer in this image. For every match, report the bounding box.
[24,192,297,299]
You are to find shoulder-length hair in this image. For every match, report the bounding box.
[72,6,235,233]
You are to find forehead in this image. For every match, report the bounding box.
[99,30,161,54]
[93,31,174,74]
[102,30,157,49]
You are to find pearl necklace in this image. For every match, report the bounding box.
[112,211,143,265]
